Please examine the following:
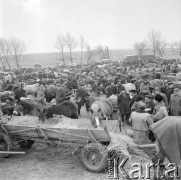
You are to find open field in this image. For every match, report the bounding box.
[6,49,136,68]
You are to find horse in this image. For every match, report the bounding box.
[46,100,78,119]
[23,83,39,95]
[13,98,46,122]
[89,98,113,128]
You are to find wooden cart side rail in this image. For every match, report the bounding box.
[12,135,89,147]
[1,124,110,143]
[40,127,97,142]
[7,128,36,135]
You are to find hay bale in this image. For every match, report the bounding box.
[107,132,151,172]
[6,115,79,128]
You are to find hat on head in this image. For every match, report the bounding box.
[154,87,160,92]
[168,81,173,85]
[155,94,163,102]
[129,89,136,93]
[135,95,144,102]
[149,86,154,89]
[120,86,126,91]
[139,102,146,109]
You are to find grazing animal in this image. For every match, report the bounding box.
[23,83,39,95]
[89,98,113,127]
[45,85,57,103]
[46,100,78,119]
[85,96,104,113]
[13,98,46,122]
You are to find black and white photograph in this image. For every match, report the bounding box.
[0,0,181,179]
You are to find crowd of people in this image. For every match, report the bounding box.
[0,59,181,141]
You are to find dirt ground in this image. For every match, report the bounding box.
[0,106,111,180]
[0,106,152,180]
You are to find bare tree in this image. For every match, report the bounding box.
[170,41,181,56]
[65,33,77,65]
[96,45,107,59]
[10,37,25,69]
[0,39,7,70]
[156,39,167,57]
[80,35,86,64]
[133,41,148,57]
[55,34,66,66]
[148,29,162,57]
[0,38,11,70]
[85,44,95,64]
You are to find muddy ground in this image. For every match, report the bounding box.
[0,106,152,180]
[0,106,111,180]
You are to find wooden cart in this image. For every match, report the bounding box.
[0,120,111,173]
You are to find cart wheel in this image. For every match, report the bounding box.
[81,143,107,173]
[18,140,34,148]
[0,133,12,158]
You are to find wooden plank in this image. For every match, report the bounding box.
[3,124,110,142]
[0,151,25,154]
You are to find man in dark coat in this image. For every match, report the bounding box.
[166,82,174,103]
[130,89,137,108]
[117,86,131,126]
[75,86,89,115]
[106,83,117,98]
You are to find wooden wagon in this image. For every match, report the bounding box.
[0,118,111,173]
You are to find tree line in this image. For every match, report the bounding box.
[1,29,180,70]
[54,33,110,66]
[133,29,181,58]
[0,37,25,70]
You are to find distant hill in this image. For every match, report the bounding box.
[4,49,136,68]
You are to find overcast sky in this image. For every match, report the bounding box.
[0,0,181,54]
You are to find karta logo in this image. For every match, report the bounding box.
[107,150,180,179]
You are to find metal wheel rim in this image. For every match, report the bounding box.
[86,150,103,167]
